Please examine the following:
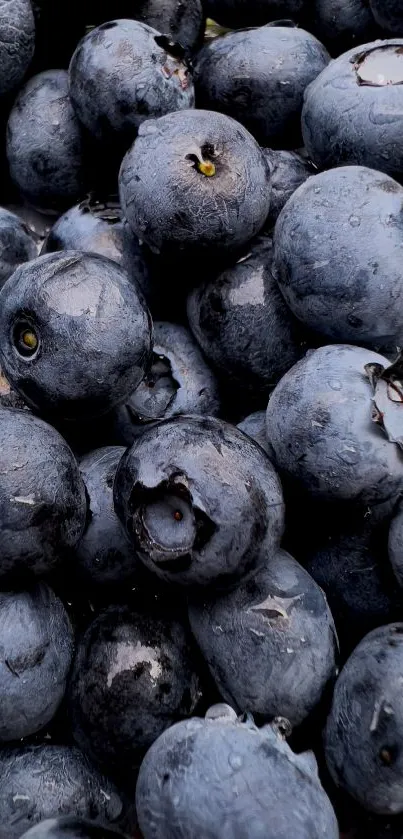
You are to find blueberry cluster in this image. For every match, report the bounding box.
[1,2,403,838]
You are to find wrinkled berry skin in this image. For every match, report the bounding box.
[369,0,403,35]
[7,71,87,213]
[189,550,337,726]
[204,0,306,28]
[302,40,403,180]
[20,819,126,839]
[0,745,123,839]
[119,109,271,259]
[0,407,86,578]
[136,709,339,839]
[187,236,303,403]
[85,0,205,54]
[114,415,285,587]
[266,345,403,506]
[68,604,202,775]
[75,447,143,589]
[313,0,380,56]
[0,207,37,289]
[0,0,35,96]
[0,584,73,741]
[273,166,403,351]
[119,320,220,444]
[388,501,403,588]
[42,197,151,300]
[194,27,329,148]
[69,20,194,147]
[0,252,153,420]
[325,623,403,814]
[237,411,272,456]
[263,148,314,227]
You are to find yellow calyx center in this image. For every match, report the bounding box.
[21,330,38,350]
[197,160,216,178]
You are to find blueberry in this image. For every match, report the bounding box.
[0,745,123,839]
[119,109,271,259]
[0,0,35,97]
[262,148,315,227]
[136,708,339,838]
[0,583,73,741]
[194,26,329,148]
[7,71,87,213]
[187,235,303,404]
[189,549,338,726]
[0,252,153,420]
[204,0,307,28]
[274,166,403,351]
[0,407,86,578]
[265,344,403,506]
[302,40,403,179]
[113,415,285,586]
[20,819,125,839]
[68,603,202,774]
[0,207,37,289]
[313,0,380,56]
[237,411,272,456]
[325,623,403,814]
[84,0,205,54]
[75,447,144,589]
[42,197,151,302]
[69,20,194,148]
[369,0,403,36]
[118,320,220,445]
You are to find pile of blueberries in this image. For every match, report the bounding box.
[4,0,403,837]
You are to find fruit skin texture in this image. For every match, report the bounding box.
[0,745,123,839]
[194,26,329,148]
[119,109,271,259]
[237,410,272,456]
[204,0,306,28]
[265,344,403,506]
[42,198,151,301]
[68,604,202,775]
[75,447,143,589]
[0,584,73,741]
[189,549,338,726]
[302,39,403,180]
[325,623,403,814]
[263,148,314,227]
[114,415,285,587]
[136,709,339,839]
[20,818,126,839]
[0,207,37,289]
[85,0,205,54]
[0,251,153,421]
[0,407,87,578]
[0,0,35,96]
[187,235,303,402]
[69,19,194,146]
[273,166,403,352]
[7,71,86,212]
[119,320,221,444]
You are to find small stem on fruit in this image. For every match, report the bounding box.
[197,160,216,178]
